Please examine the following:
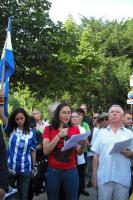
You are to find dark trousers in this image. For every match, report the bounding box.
[16,172,30,200]
[9,172,30,200]
[129,167,133,197]
[77,163,86,197]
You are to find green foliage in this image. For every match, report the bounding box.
[8,84,52,120]
[0,2,133,112]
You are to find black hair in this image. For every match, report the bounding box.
[71,109,77,113]
[51,102,72,129]
[29,116,36,129]
[124,110,132,116]
[75,108,85,116]
[8,108,30,134]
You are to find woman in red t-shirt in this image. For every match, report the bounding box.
[43,103,85,200]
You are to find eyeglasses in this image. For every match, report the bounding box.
[78,113,84,117]
[33,112,40,115]
[81,107,86,110]
[60,111,71,115]
[101,117,108,121]
[71,115,78,118]
[93,117,98,119]
[112,104,121,107]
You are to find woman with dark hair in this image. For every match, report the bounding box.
[1,107,36,200]
[43,103,86,200]
[6,108,30,135]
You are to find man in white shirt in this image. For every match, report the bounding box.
[91,105,133,200]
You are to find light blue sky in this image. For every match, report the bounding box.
[49,0,133,23]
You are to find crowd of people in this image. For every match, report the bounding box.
[0,92,133,200]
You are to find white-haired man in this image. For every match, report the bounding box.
[91,105,133,200]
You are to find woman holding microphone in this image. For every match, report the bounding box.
[43,102,86,200]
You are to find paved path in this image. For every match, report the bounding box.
[33,187,97,200]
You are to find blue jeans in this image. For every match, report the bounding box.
[46,167,79,200]
[16,172,31,200]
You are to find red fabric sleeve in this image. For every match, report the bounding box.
[42,126,51,139]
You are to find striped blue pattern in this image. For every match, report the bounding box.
[8,128,36,173]
[0,16,15,117]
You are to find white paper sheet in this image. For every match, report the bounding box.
[109,138,133,154]
[61,132,90,151]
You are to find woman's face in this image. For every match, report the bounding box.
[71,112,79,125]
[15,113,25,128]
[32,111,41,121]
[59,106,71,125]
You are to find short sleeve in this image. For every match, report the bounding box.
[42,126,51,139]
[91,133,101,154]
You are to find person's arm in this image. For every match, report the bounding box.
[92,154,99,188]
[0,132,8,197]
[43,128,68,155]
[43,136,60,156]
[31,150,36,168]
[0,90,8,125]
[76,138,89,155]
[0,107,8,125]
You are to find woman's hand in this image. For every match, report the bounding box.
[58,128,68,138]
[31,166,38,177]
[0,188,5,199]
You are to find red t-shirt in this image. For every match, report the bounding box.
[42,125,80,169]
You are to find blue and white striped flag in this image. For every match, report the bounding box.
[0,16,15,117]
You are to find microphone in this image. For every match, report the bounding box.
[63,123,69,128]
[63,123,68,143]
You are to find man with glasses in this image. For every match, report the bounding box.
[91,112,109,145]
[99,112,109,128]
[92,113,100,128]
[91,105,133,200]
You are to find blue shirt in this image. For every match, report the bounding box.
[7,128,36,173]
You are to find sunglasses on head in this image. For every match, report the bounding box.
[101,117,108,121]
